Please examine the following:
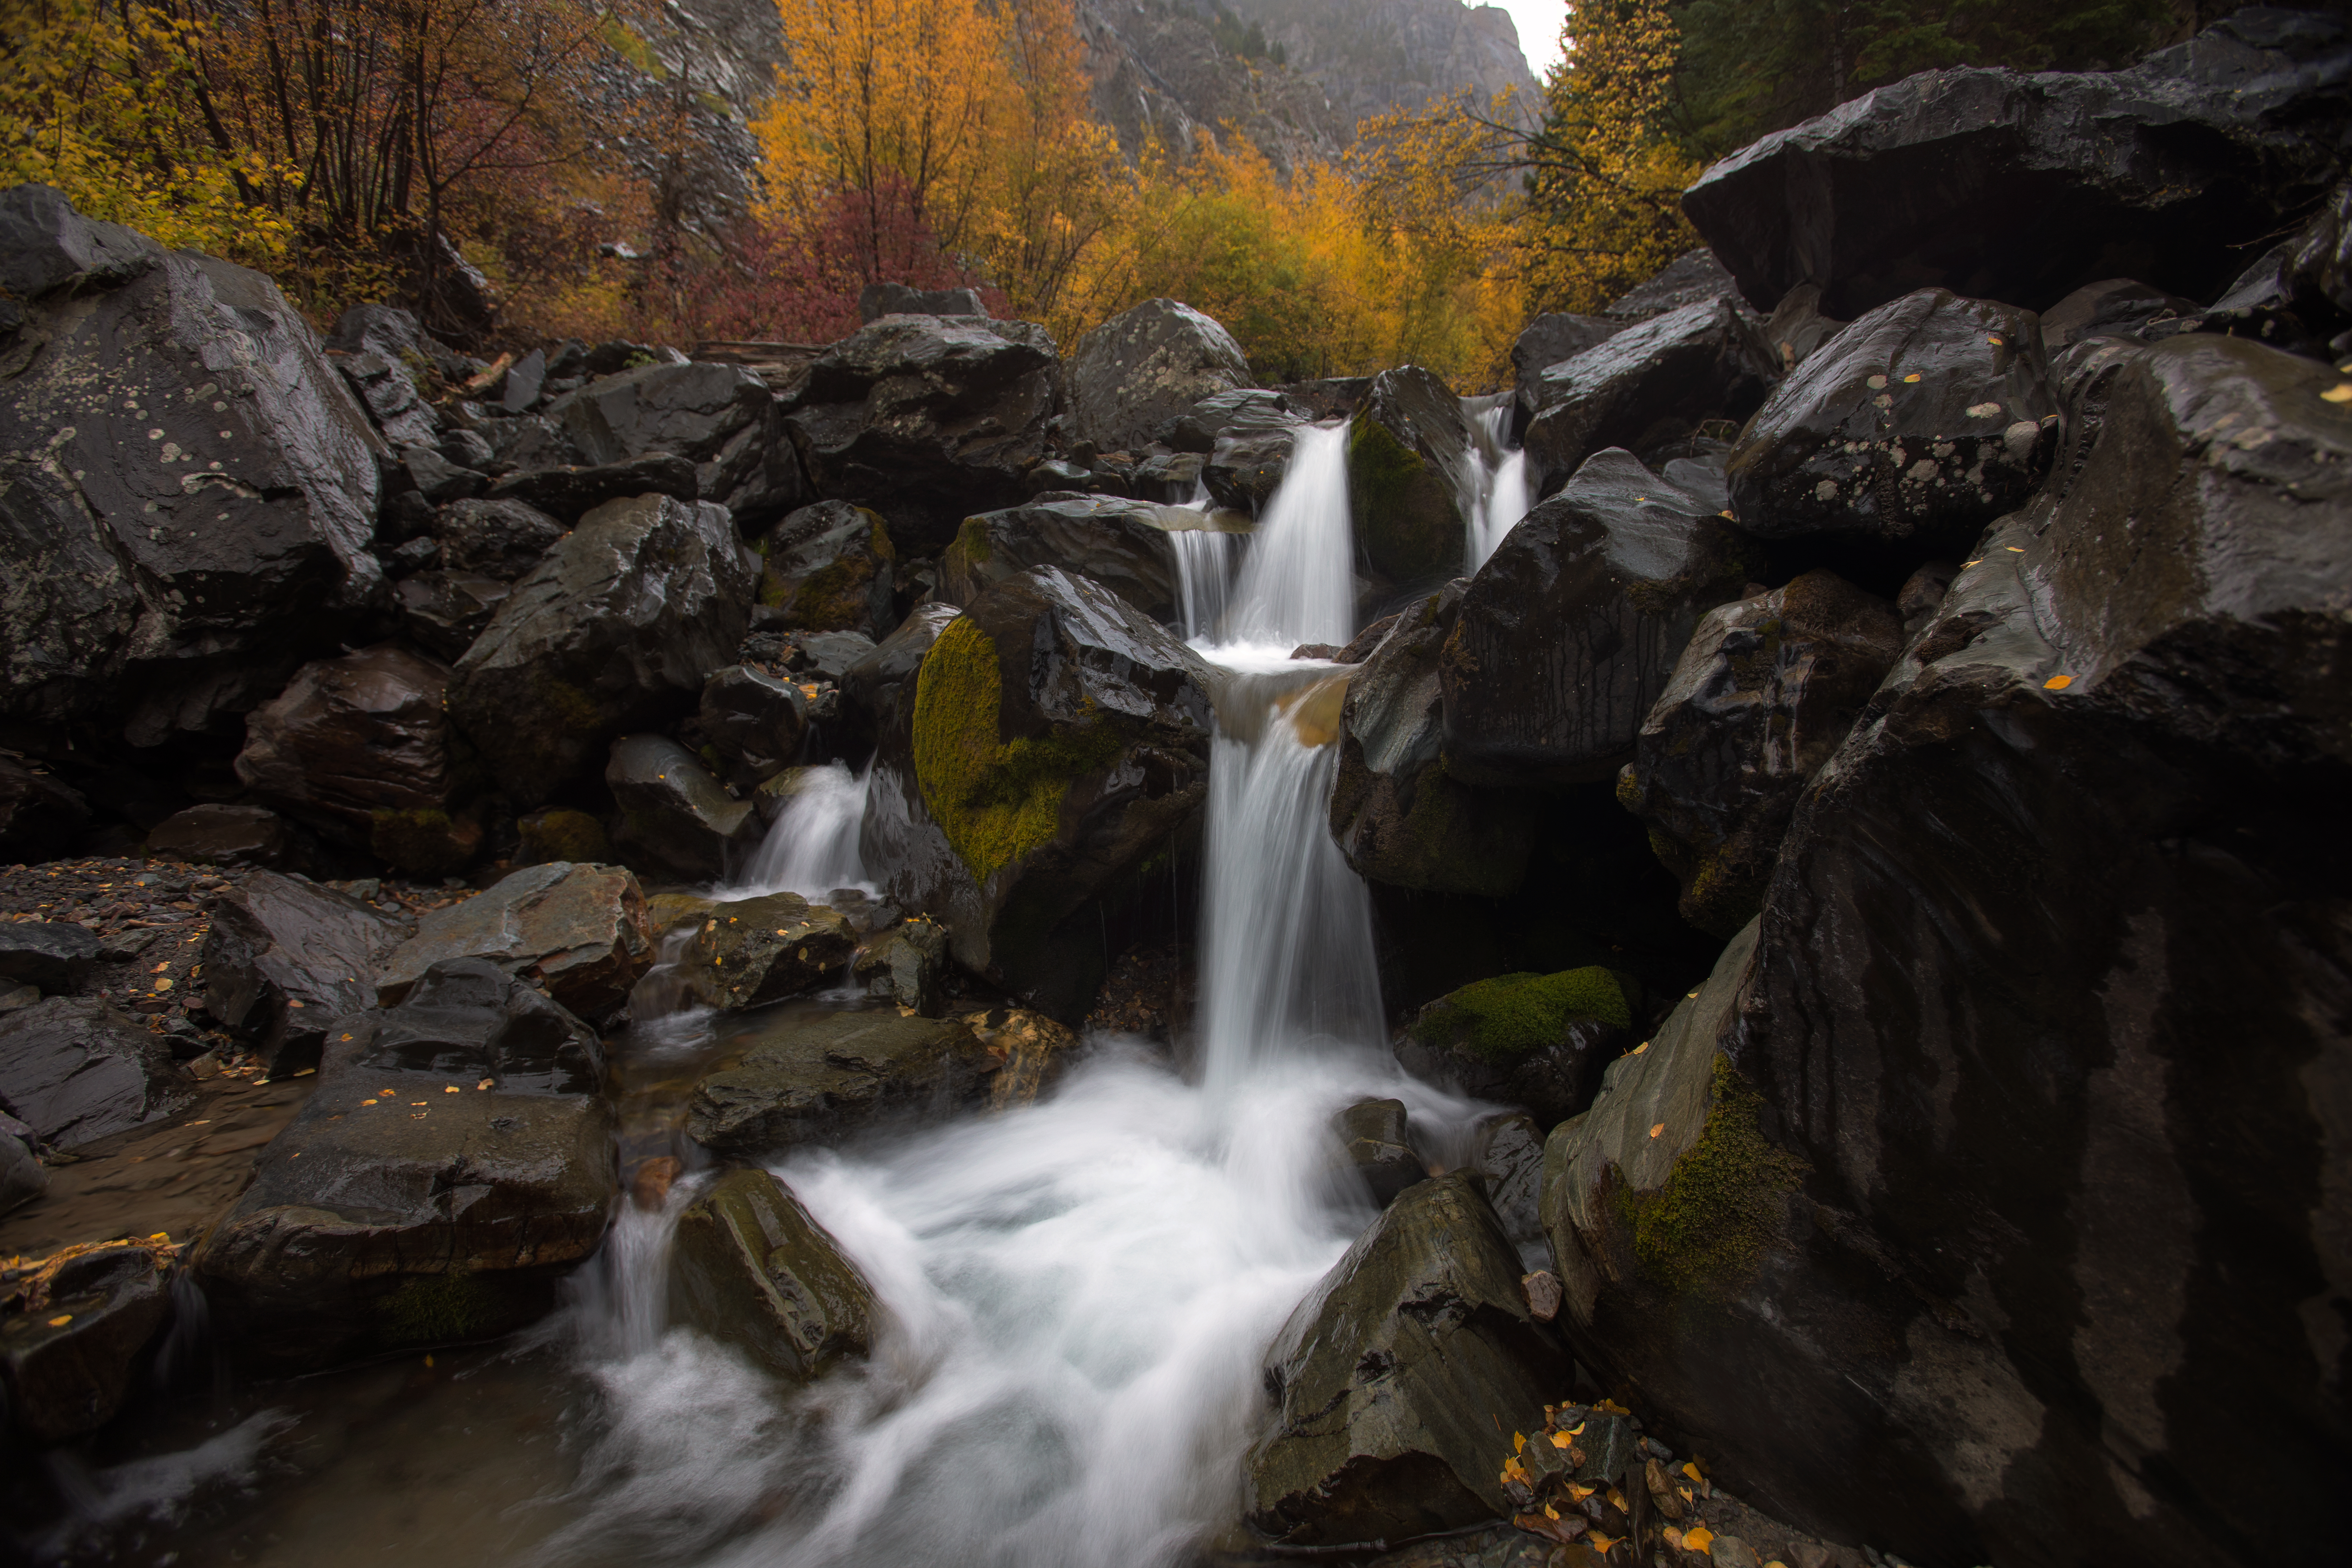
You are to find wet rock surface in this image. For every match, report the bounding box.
[695,664,809,786]
[683,891,857,1010]
[605,734,760,883]
[145,804,309,873]
[940,496,1184,625]
[754,500,898,639]
[1349,366,1476,582]
[1066,297,1253,454]
[1396,966,1632,1128]
[393,569,513,660]
[430,497,567,580]
[1333,1096,1424,1207]
[0,919,102,993]
[0,996,192,1148]
[0,1238,173,1443]
[374,861,651,1021]
[1617,572,1904,936]
[1441,450,1757,786]
[687,1006,997,1156]
[200,870,408,1076]
[668,1167,877,1382]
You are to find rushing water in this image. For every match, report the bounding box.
[29,410,1488,1568]
[1463,395,1530,572]
[739,761,877,900]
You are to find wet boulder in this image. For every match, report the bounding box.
[1512,314,1623,417]
[687,1007,997,1156]
[1349,365,1476,583]
[1601,247,1749,322]
[697,665,808,786]
[145,803,308,872]
[201,871,409,1077]
[851,917,949,1016]
[669,1167,877,1381]
[939,496,1184,624]
[1247,1169,1570,1546]
[546,358,802,527]
[0,754,89,862]
[860,282,986,321]
[1681,12,2352,320]
[682,892,857,1010]
[335,350,440,449]
[842,604,960,745]
[447,492,754,805]
[1329,581,1535,897]
[754,500,897,638]
[1334,1097,1424,1207]
[194,959,616,1371]
[605,734,760,883]
[885,567,1214,1016]
[232,643,471,869]
[0,996,191,1148]
[1617,572,1904,937]
[0,1241,173,1444]
[1440,449,1758,786]
[0,1109,43,1213]
[393,570,512,661]
[1066,297,1252,455]
[0,187,383,740]
[1552,334,2352,1568]
[375,860,652,1021]
[1726,289,2059,551]
[783,314,1059,554]
[1522,298,1779,496]
[1468,1112,1546,1253]
[480,453,699,520]
[1396,966,1633,1128]
[2039,278,2202,350]
[0,919,102,993]
[431,497,566,580]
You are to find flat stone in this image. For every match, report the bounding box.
[0,996,191,1148]
[0,920,103,993]
[200,870,410,1076]
[687,1007,996,1156]
[374,861,652,1021]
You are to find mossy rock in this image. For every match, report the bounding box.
[370,806,483,877]
[1614,1054,1807,1303]
[1347,415,1463,583]
[1409,966,1634,1065]
[517,806,610,866]
[910,615,1127,884]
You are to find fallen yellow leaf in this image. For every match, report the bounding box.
[360,1099,378,1107]
[1608,1486,1627,1511]
[1514,1431,1526,1454]
[47,1314,70,1327]
[1902,372,1921,382]
[1544,1505,1560,1520]
[1632,1041,1649,1055]
[1664,1527,1684,1550]
[1588,1533,1619,1554]
[2324,383,2352,403]
[1568,1482,1596,1499]
[443,1085,460,1094]
[1683,1461,1706,1484]
[1650,1122,1666,1139]
[1684,1525,1715,1552]
[2044,674,2073,690]
[1567,1421,1586,1436]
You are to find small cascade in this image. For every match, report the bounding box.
[1222,421,1356,651]
[1462,394,1530,571]
[738,759,876,899]
[1169,526,1243,641]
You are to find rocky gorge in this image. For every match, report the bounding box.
[1,10,2348,1568]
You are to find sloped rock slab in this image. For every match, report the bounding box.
[669,1167,876,1381]
[375,861,652,1021]
[0,996,190,1148]
[687,1007,996,1157]
[201,870,410,1076]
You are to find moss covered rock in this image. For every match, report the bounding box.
[517,806,611,867]
[1396,965,1634,1126]
[669,1168,876,1382]
[1346,366,1472,584]
[756,500,897,638]
[939,496,1184,624]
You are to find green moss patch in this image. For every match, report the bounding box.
[1622,1056,1807,1303]
[1411,965,1632,1064]
[379,1270,502,1345]
[912,616,1126,884]
[1348,417,1458,580]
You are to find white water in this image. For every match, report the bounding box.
[739,760,876,899]
[1169,527,1243,641]
[1222,421,1356,649]
[1463,397,1530,571]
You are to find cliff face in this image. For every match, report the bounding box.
[1076,0,1346,175]
[1214,0,1542,131]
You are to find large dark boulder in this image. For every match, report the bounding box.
[754,499,898,639]
[1601,247,1748,322]
[393,569,512,661]
[1440,450,1759,787]
[0,754,89,862]
[233,643,471,869]
[336,350,440,449]
[201,870,410,1076]
[696,664,808,786]
[447,492,753,805]
[1682,10,2352,321]
[1,1241,173,1444]
[0,919,102,993]
[1617,571,1904,936]
[1546,333,2352,1568]
[1348,366,1475,583]
[784,314,1060,554]
[841,603,959,745]
[680,892,856,1010]
[145,803,309,871]
[1246,1170,1570,1546]
[0,187,383,742]
[605,733,760,883]
[0,996,190,1148]
[546,359,802,528]
[375,860,652,1021]
[1521,298,1779,497]
[687,1006,997,1157]
[1066,297,1251,455]
[431,497,565,581]
[939,496,1184,624]
[194,959,615,1371]
[1328,582,1534,896]
[1726,289,2059,552]
[1511,314,1622,419]
[669,1167,877,1380]
[879,566,1213,1015]
[859,282,986,321]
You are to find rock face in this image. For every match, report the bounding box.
[783,314,1060,554]
[432,497,566,580]
[195,960,615,1371]
[1521,298,1779,496]
[1247,1170,1569,1546]
[1348,366,1474,583]
[1726,289,2058,551]
[687,1007,997,1156]
[0,1241,173,1444]
[1549,334,2352,1568]
[1066,298,1252,454]
[375,861,652,1021]
[0,186,383,742]
[683,892,857,1010]
[1681,12,2352,318]
[201,871,410,1075]
[605,733,760,882]
[233,644,469,868]
[1328,582,1533,896]
[0,754,88,861]
[0,919,102,993]
[939,496,1184,624]
[1617,572,1904,937]
[1396,966,1632,1128]
[755,500,897,639]
[843,603,960,746]
[447,492,753,804]
[887,566,1214,1013]
[1333,1096,1424,1207]
[668,1167,877,1381]
[1512,314,1622,416]
[1440,450,1758,786]
[0,996,190,1148]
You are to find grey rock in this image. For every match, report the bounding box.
[500,346,547,413]
[233,643,463,844]
[2038,278,2201,350]
[1469,1111,1546,1250]
[0,1111,44,1213]
[1603,247,1748,322]
[841,603,960,742]
[940,495,1184,624]
[852,918,949,1016]
[670,1167,877,1380]
[1334,1096,1423,1206]
[432,497,566,580]
[859,282,987,321]
[338,351,441,448]
[687,1007,996,1156]
[0,996,191,1148]
[546,359,794,525]
[754,500,897,638]
[698,664,808,785]
[393,570,512,660]
[375,860,652,1021]
[481,454,699,519]
[606,733,761,882]
[448,492,753,804]
[0,919,102,993]
[1512,313,1624,418]
[200,870,408,1077]
[682,891,856,1011]
[0,183,160,295]
[1067,298,1252,455]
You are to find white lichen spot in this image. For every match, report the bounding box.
[1966,401,2003,419]
[1814,478,1840,501]
[2003,421,2041,463]
[1867,373,1889,390]
[1909,459,1941,482]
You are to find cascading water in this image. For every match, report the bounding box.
[1463,396,1530,571]
[1220,421,1356,651]
[739,760,876,899]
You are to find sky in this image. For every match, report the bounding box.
[1492,0,1566,77]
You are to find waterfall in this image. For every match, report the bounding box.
[1222,421,1355,651]
[1169,527,1241,642]
[739,760,876,899]
[1463,397,1530,571]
